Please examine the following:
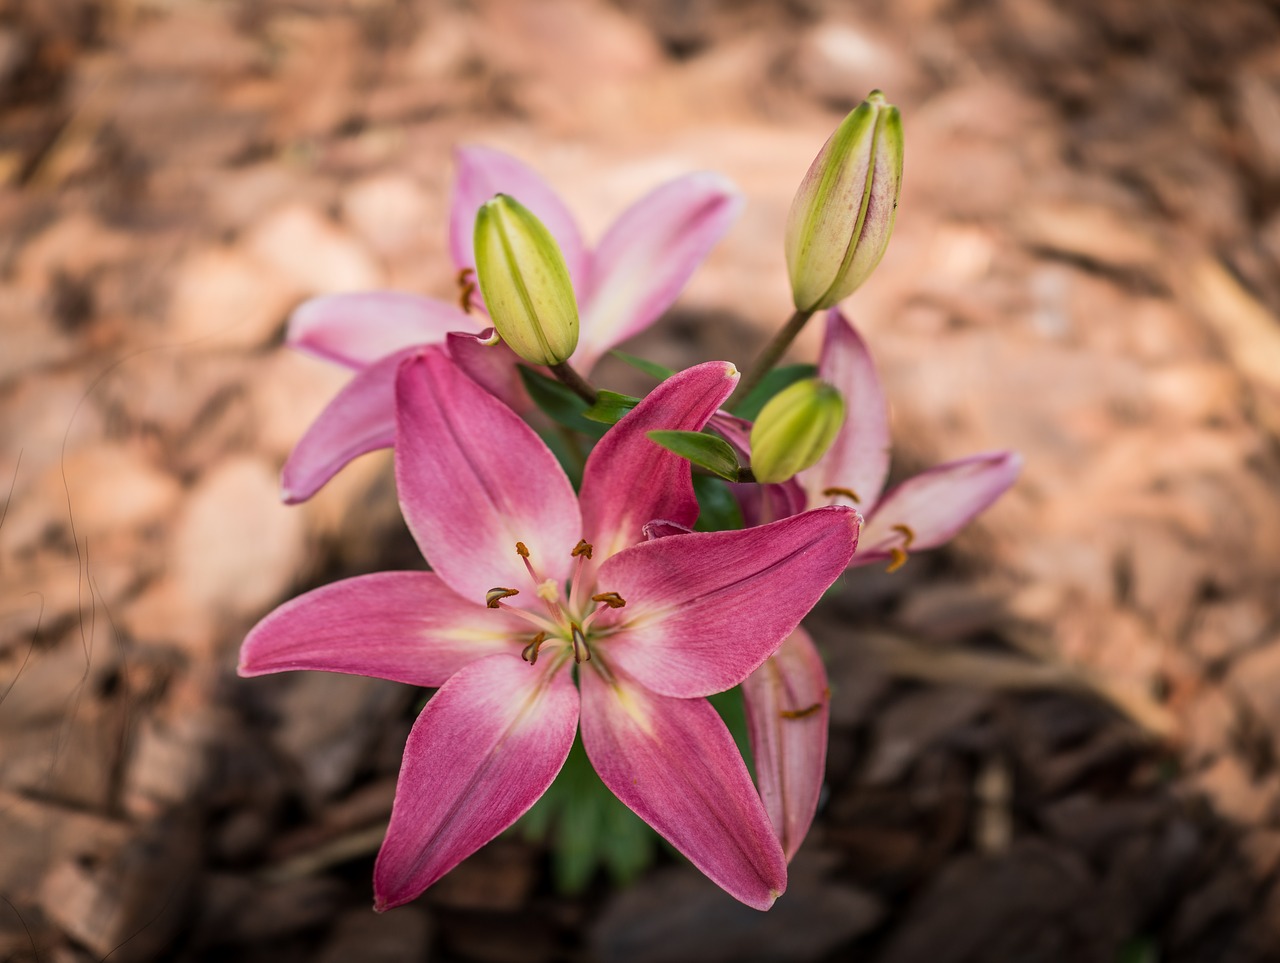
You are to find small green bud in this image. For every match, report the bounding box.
[785,90,904,312]
[474,194,579,366]
[749,378,846,484]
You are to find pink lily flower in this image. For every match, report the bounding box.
[280,146,744,503]
[800,308,1021,570]
[240,350,859,910]
[737,309,1019,860]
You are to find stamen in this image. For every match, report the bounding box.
[571,623,590,664]
[521,632,548,665]
[590,592,626,609]
[571,540,593,559]
[515,541,544,584]
[780,702,823,720]
[885,523,916,574]
[823,486,861,504]
[568,540,594,611]
[486,587,520,608]
[457,267,477,313]
[515,542,530,557]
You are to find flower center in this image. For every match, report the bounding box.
[485,540,627,666]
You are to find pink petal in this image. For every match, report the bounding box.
[800,309,890,514]
[449,146,589,300]
[395,349,582,605]
[576,173,744,372]
[238,572,528,687]
[374,654,579,910]
[595,506,859,698]
[446,329,532,414]
[579,667,786,910]
[856,451,1022,565]
[579,361,738,563]
[287,292,479,369]
[741,627,829,861]
[280,348,416,504]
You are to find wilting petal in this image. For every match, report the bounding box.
[741,628,828,861]
[579,667,786,910]
[287,292,479,369]
[446,329,532,413]
[576,173,744,372]
[281,348,416,503]
[596,506,859,698]
[395,349,582,603]
[374,654,578,910]
[449,146,589,298]
[800,309,890,513]
[579,361,738,562]
[238,572,528,687]
[857,451,1022,564]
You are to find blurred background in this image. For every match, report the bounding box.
[4,0,1280,960]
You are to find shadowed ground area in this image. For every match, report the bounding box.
[3,0,1280,960]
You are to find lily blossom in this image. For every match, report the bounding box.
[800,308,1021,571]
[280,146,744,503]
[240,350,859,910]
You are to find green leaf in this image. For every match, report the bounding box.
[692,474,744,532]
[609,350,674,381]
[647,429,741,482]
[582,389,642,425]
[517,365,607,439]
[732,363,818,421]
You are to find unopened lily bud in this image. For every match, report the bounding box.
[474,194,579,366]
[749,378,846,484]
[785,90,904,312]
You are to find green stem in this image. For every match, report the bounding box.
[735,308,815,404]
[549,361,598,406]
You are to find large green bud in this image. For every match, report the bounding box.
[785,90,904,312]
[474,194,580,366]
[749,378,846,484]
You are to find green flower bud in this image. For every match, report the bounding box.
[474,194,579,366]
[749,378,846,484]
[785,90,904,312]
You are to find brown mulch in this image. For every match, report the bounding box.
[4,0,1280,960]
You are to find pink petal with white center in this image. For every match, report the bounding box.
[395,349,582,605]
[446,329,532,414]
[281,347,417,504]
[287,292,479,369]
[238,572,528,688]
[741,627,829,861]
[575,173,744,372]
[449,146,589,299]
[800,309,891,514]
[855,451,1022,565]
[595,506,859,698]
[579,666,786,911]
[579,361,738,562]
[374,654,579,910]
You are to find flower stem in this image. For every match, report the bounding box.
[735,308,815,405]
[550,361,598,406]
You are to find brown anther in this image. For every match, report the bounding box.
[571,623,590,664]
[886,547,908,574]
[515,542,530,558]
[571,539,594,559]
[780,702,823,720]
[891,523,916,549]
[521,632,547,665]
[485,587,520,608]
[590,592,626,609]
[822,486,861,504]
[457,267,477,313]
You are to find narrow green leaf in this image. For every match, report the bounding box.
[732,363,818,421]
[517,365,607,438]
[692,474,744,532]
[582,389,642,425]
[647,429,741,482]
[609,350,674,381]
